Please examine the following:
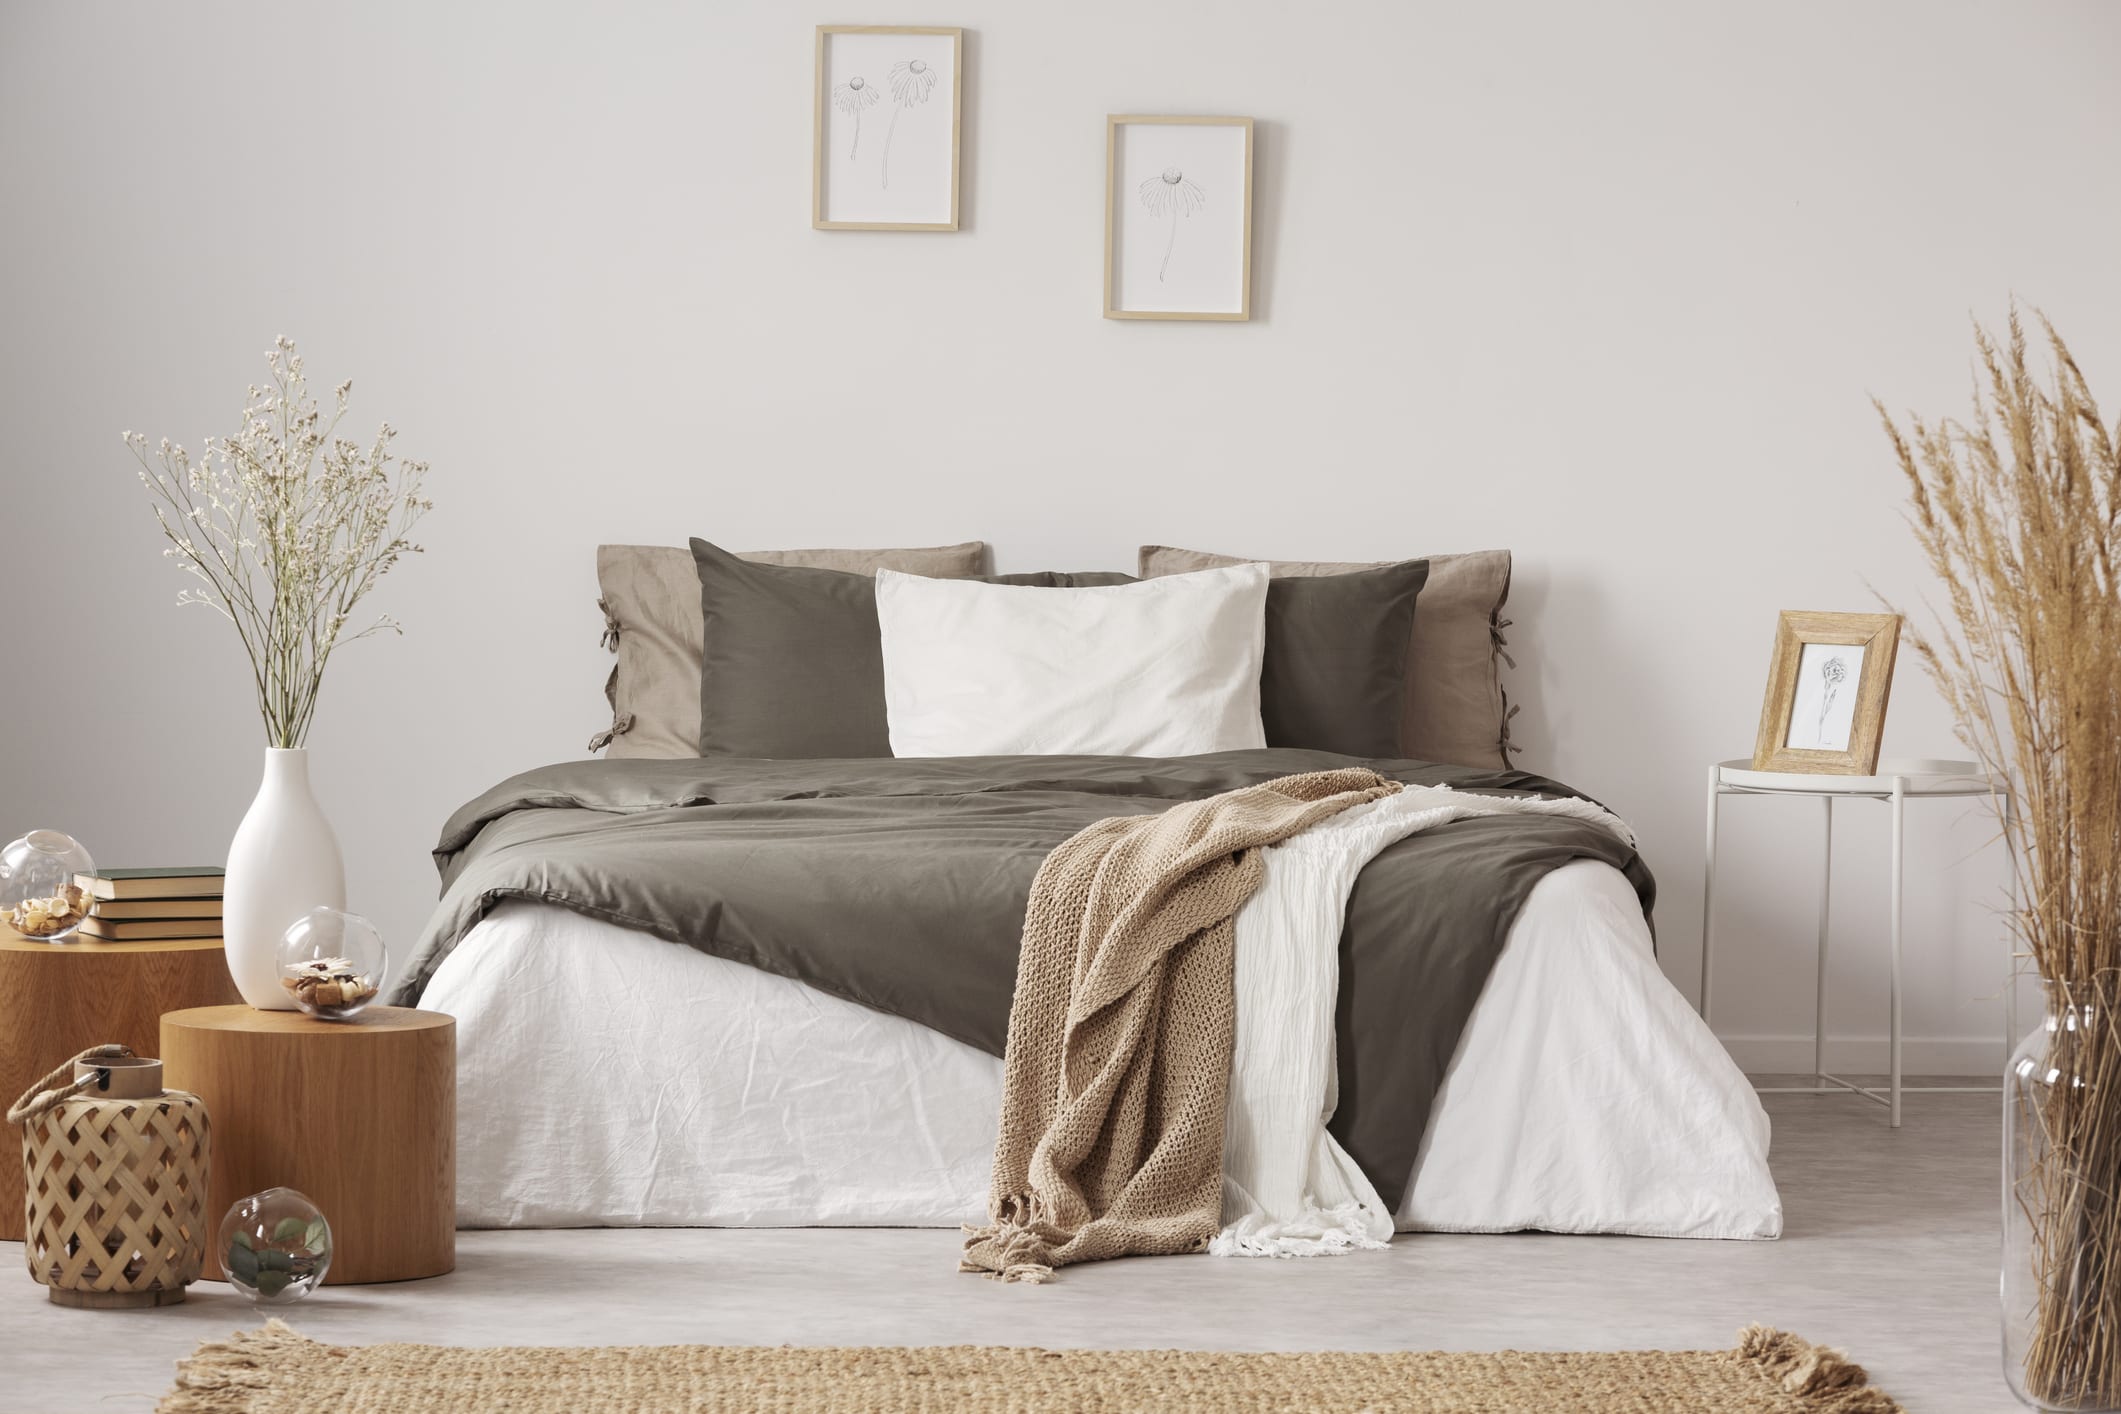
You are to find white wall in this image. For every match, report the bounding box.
[4,1,2116,1071]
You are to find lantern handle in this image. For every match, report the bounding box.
[6,1045,134,1126]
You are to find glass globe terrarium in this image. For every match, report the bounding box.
[219,1188,331,1304]
[0,831,95,942]
[276,907,389,1020]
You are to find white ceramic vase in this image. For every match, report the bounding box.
[224,748,346,1010]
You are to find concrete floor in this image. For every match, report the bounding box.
[1,1084,2007,1413]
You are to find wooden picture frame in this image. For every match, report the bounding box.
[813,26,963,231]
[1104,115,1253,321]
[1751,610,1902,775]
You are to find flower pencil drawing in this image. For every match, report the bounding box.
[1816,654,1848,738]
[1139,166,1206,282]
[882,58,938,190]
[833,76,879,161]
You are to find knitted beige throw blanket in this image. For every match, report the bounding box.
[960,768,1402,1284]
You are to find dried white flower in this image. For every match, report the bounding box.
[128,338,432,748]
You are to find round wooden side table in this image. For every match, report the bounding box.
[0,935,241,1242]
[161,1005,455,1285]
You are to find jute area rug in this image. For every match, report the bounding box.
[158,1320,1904,1413]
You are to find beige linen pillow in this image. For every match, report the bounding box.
[594,542,988,756]
[1137,545,1515,768]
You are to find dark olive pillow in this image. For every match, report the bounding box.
[692,538,897,756]
[1260,560,1427,757]
[690,542,1143,757]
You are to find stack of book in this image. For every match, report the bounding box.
[73,867,226,943]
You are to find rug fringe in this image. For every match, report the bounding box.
[1732,1325,1904,1413]
[156,1319,333,1414]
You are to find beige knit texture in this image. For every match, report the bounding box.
[157,1321,1906,1413]
[960,768,1402,1283]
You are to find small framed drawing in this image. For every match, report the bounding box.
[1751,610,1902,775]
[813,26,962,231]
[1104,115,1253,321]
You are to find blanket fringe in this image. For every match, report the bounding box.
[1732,1325,1903,1413]
[1208,1199,1392,1259]
[959,1213,1059,1285]
[156,1320,335,1414]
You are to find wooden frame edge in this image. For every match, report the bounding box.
[813,25,964,233]
[1103,114,1254,321]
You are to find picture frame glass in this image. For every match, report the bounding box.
[1110,122,1248,315]
[1784,641,1866,752]
[819,30,957,227]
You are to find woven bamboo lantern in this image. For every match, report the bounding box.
[7,1045,211,1308]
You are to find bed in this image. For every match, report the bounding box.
[401,751,1782,1242]
[401,539,1780,1249]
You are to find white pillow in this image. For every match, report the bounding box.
[874,563,1270,757]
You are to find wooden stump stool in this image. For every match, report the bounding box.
[161,1006,455,1285]
[0,935,241,1242]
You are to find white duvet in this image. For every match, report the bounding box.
[424,860,1781,1240]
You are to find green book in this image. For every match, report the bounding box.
[76,866,225,901]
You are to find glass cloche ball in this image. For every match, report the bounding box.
[219,1188,331,1304]
[0,830,95,943]
[276,906,389,1020]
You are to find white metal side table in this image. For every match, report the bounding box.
[1699,757,2014,1127]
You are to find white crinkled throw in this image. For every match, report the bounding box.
[1214,784,1635,1259]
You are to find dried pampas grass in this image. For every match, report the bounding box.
[1881,305,2121,1407]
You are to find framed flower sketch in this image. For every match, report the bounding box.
[1104,115,1253,321]
[1751,610,1902,775]
[813,25,962,231]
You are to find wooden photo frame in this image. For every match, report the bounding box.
[1751,610,1902,775]
[813,26,962,231]
[1104,115,1253,321]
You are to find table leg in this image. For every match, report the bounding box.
[1816,796,1833,1085]
[1890,777,1906,1128]
[1701,764,1721,1022]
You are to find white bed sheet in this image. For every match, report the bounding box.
[424,860,1781,1239]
